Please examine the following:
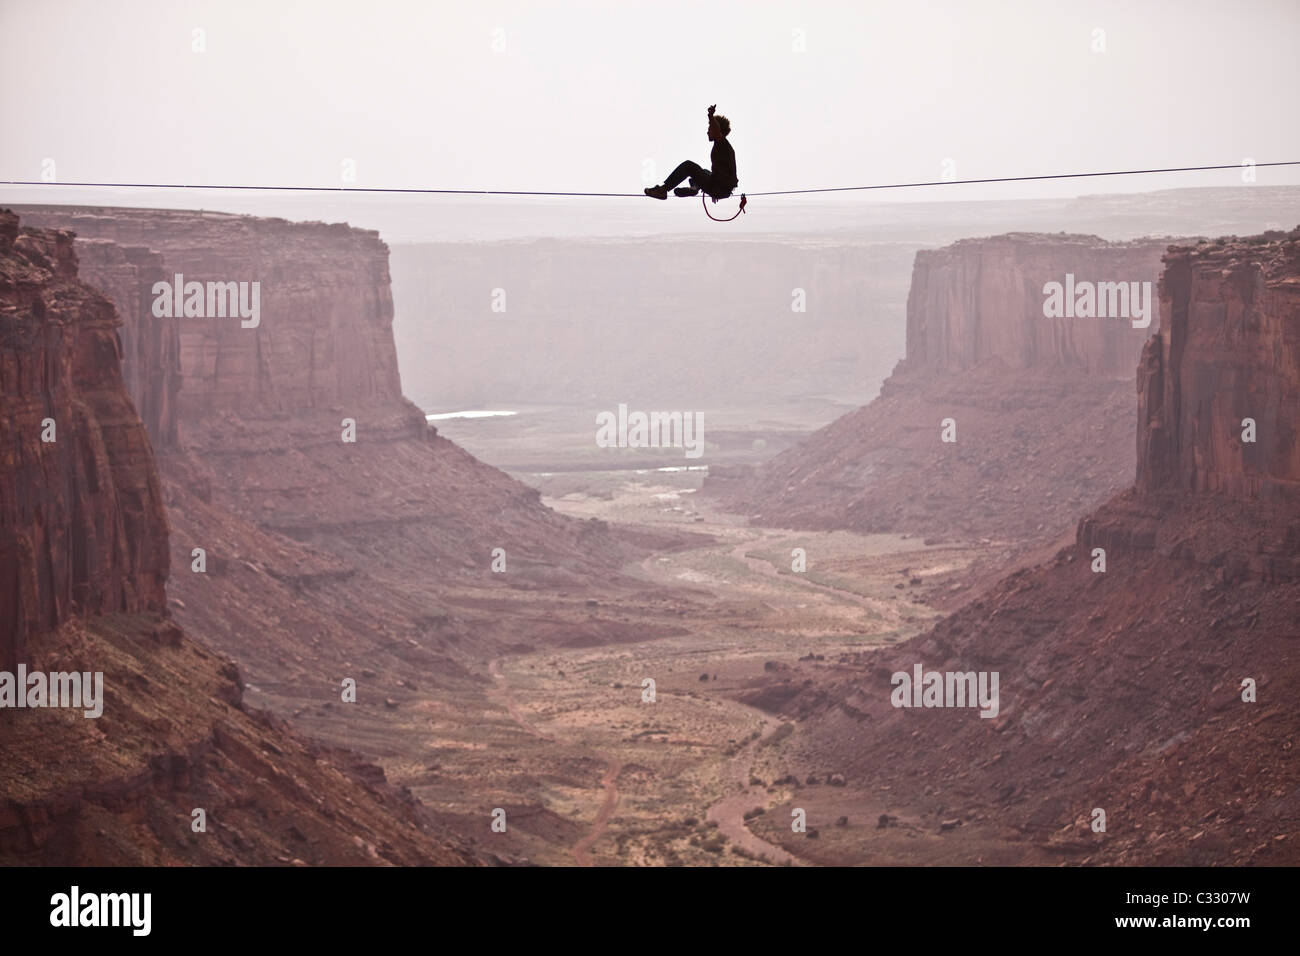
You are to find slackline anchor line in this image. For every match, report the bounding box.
[702,191,747,222]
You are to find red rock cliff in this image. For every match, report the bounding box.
[903,233,1168,377]
[1137,229,1300,500]
[0,210,169,668]
[708,233,1177,544]
[768,227,1300,865]
[72,238,181,448]
[0,209,481,865]
[9,205,656,581]
[13,206,407,425]
[6,205,675,709]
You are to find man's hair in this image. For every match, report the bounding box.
[712,113,731,136]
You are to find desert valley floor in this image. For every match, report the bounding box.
[245,465,1056,867]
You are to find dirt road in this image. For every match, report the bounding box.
[705,704,804,866]
[489,657,621,866]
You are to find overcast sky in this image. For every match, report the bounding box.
[3,0,1299,203]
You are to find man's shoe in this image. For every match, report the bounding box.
[644,185,669,200]
[673,187,699,197]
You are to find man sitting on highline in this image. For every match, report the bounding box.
[645,104,738,201]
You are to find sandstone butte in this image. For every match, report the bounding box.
[754,227,1300,866]
[0,209,481,865]
[704,232,1178,548]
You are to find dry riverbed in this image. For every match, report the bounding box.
[366,472,990,865]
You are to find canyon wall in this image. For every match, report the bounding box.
[902,233,1167,377]
[764,226,1300,865]
[0,211,168,668]
[10,206,665,585]
[707,233,1175,544]
[13,206,409,426]
[3,206,691,862]
[0,208,481,865]
[1080,227,1300,583]
[73,239,180,448]
[6,205,680,713]
[1137,229,1300,500]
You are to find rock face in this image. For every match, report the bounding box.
[772,226,1300,866]
[0,208,480,865]
[707,233,1173,544]
[903,233,1163,377]
[1137,230,1300,501]
[0,211,168,669]
[73,239,180,448]
[5,205,683,838]
[13,206,406,423]
[11,205,665,599]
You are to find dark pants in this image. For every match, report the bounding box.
[664,160,715,194]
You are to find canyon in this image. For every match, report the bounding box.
[3,199,1295,868]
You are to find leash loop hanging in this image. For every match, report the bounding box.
[701,191,746,222]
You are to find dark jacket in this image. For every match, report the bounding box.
[709,137,738,197]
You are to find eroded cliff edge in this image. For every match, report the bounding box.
[0,210,480,865]
[0,211,168,668]
[755,227,1300,866]
[1137,231,1300,501]
[706,233,1173,546]
[11,205,665,586]
[8,205,693,857]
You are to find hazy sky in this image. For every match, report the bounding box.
[3,0,1299,203]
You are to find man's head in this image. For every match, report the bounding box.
[707,113,731,141]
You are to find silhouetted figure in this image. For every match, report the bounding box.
[645,105,738,201]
